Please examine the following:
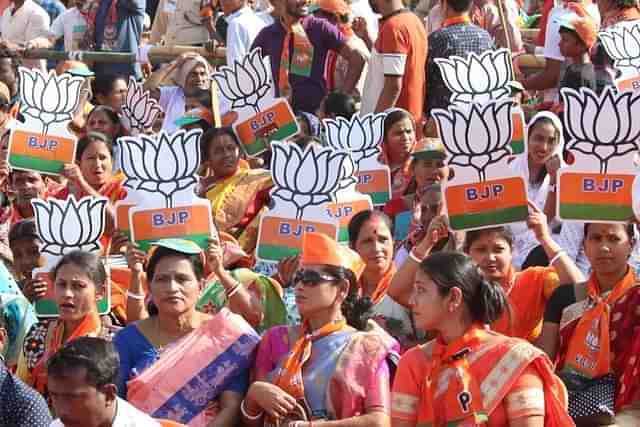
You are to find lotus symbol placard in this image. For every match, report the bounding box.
[19,67,84,136]
[599,24,640,75]
[562,87,640,174]
[270,142,351,219]
[31,195,107,257]
[432,99,514,182]
[119,76,163,135]
[118,129,202,208]
[324,113,385,170]
[211,47,271,113]
[435,49,513,105]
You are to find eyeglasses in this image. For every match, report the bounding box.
[293,269,341,287]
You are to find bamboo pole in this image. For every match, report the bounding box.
[0,45,226,65]
[496,0,513,53]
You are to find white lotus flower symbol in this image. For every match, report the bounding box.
[119,76,163,135]
[432,99,513,181]
[324,113,385,170]
[599,25,640,74]
[19,67,84,135]
[31,195,107,257]
[118,129,202,207]
[562,87,640,174]
[271,142,350,219]
[212,47,271,113]
[435,49,513,105]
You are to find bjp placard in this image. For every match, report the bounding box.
[9,68,84,175]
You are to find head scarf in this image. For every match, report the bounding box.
[510,111,565,187]
[174,57,211,89]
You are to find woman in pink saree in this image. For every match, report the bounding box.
[241,232,399,426]
[113,239,260,427]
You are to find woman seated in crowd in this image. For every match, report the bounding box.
[84,106,127,144]
[390,204,584,342]
[383,138,450,234]
[348,210,418,350]
[10,219,128,325]
[539,222,640,425]
[17,251,114,396]
[115,238,259,426]
[200,127,272,253]
[242,232,399,426]
[380,109,418,199]
[391,251,573,426]
[93,74,128,114]
[509,112,564,269]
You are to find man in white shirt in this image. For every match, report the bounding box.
[0,0,49,70]
[222,0,266,65]
[48,337,163,427]
[24,0,87,53]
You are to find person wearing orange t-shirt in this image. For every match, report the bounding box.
[357,0,427,126]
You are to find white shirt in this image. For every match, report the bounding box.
[0,0,49,70]
[349,0,378,41]
[49,8,87,52]
[255,9,275,27]
[225,6,266,66]
[50,397,162,427]
[360,47,406,115]
[159,85,185,133]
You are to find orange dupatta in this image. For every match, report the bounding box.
[422,324,489,425]
[272,320,348,401]
[362,265,397,305]
[31,313,102,393]
[562,268,635,379]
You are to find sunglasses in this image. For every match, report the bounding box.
[293,269,341,286]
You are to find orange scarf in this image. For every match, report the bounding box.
[362,265,396,305]
[272,320,347,401]
[442,15,471,27]
[32,313,102,393]
[563,268,635,379]
[423,324,490,426]
[279,19,314,101]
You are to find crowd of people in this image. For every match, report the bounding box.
[0,0,638,424]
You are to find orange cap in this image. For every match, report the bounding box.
[301,232,365,279]
[557,4,598,50]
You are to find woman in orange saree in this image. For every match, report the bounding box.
[201,127,272,254]
[390,206,584,343]
[17,251,113,398]
[241,232,399,426]
[391,251,573,427]
[539,222,640,425]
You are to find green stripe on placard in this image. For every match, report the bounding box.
[135,233,212,253]
[449,205,528,230]
[363,191,390,206]
[510,140,525,155]
[257,244,301,261]
[559,203,633,221]
[9,154,64,174]
[271,121,298,141]
[242,121,298,156]
[337,227,349,242]
[35,297,110,317]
